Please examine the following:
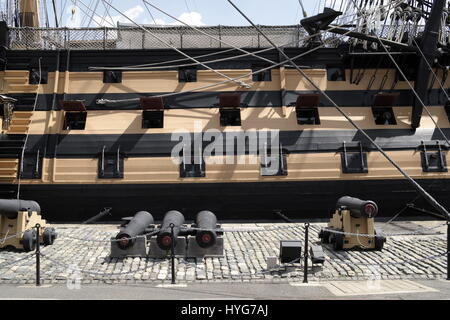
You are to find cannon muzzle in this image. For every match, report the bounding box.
[195,210,218,248]
[115,211,154,249]
[0,199,41,219]
[156,210,185,250]
[336,196,378,218]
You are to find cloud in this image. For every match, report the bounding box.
[173,12,205,26]
[93,5,145,27]
[144,11,205,26]
[64,4,204,28]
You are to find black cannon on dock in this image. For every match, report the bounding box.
[336,196,379,218]
[156,210,185,250]
[115,211,154,249]
[319,196,385,251]
[194,210,219,248]
[186,210,223,258]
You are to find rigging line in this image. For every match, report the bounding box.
[59,0,68,27]
[142,0,157,25]
[90,42,288,71]
[350,0,450,148]
[90,27,315,70]
[86,0,101,28]
[97,25,360,104]
[91,0,112,28]
[94,0,395,69]
[52,0,59,27]
[91,47,243,69]
[225,0,450,220]
[79,0,93,27]
[387,179,441,223]
[95,1,111,27]
[103,0,115,26]
[17,57,42,200]
[102,3,387,71]
[43,0,50,28]
[97,0,114,26]
[412,37,450,102]
[183,0,193,22]
[96,7,396,102]
[298,0,308,18]
[97,9,392,103]
[142,1,280,67]
[75,0,114,27]
[101,0,252,88]
[70,0,115,28]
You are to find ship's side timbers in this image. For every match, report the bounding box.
[0,48,450,221]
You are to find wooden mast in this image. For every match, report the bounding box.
[19,0,40,27]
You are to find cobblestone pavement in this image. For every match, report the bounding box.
[0,220,447,285]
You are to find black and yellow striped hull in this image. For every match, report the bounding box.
[1,48,449,221]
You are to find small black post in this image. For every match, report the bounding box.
[35,223,41,287]
[170,223,176,284]
[447,221,450,280]
[303,222,310,283]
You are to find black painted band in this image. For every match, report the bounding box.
[10,88,450,111]
[4,127,448,158]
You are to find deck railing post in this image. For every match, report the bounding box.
[35,223,41,286]
[170,223,176,284]
[303,222,310,283]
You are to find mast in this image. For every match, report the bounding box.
[19,0,40,27]
[410,0,446,129]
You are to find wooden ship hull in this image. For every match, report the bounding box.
[0,0,449,222]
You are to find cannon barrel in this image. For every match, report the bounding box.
[0,199,41,219]
[336,196,378,218]
[115,211,154,249]
[195,210,218,248]
[156,210,185,250]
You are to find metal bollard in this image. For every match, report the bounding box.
[170,223,176,284]
[303,223,309,283]
[35,223,41,287]
[447,222,450,281]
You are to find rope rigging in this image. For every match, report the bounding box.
[94,1,400,104]
[95,20,364,104]
[100,0,252,88]
[349,0,450,150]
[83,0,396,71]
[142,0,280,67]
[226,0,450,221]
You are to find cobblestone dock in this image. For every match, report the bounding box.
[0,221,447,285]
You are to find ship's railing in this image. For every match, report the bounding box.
[7,25,319,50]
[5,22,431,51]
[10,24,422,51]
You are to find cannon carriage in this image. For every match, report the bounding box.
[319,196,386,251]
[0,199,56,252]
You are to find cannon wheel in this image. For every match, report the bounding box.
[333,233,344,251]
[22,229,36,252]
[43,228,56,246]
[374,234,385,251]
[319,229,330,244]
